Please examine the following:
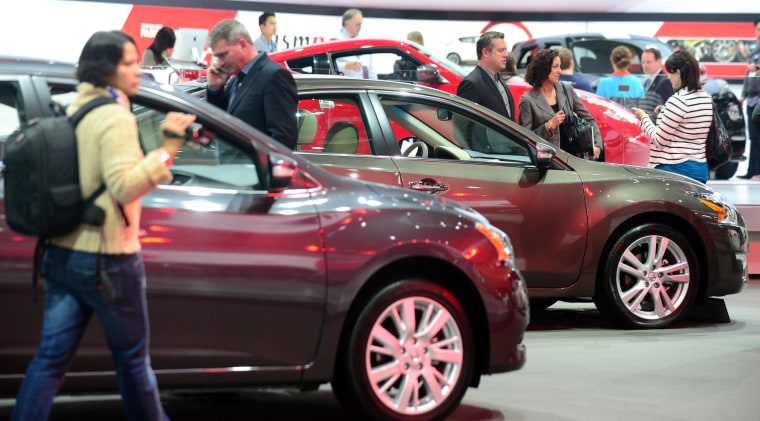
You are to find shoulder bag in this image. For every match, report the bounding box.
[705,102,731,169]
[560,83,594,155]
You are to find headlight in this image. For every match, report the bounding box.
[728,104,742,122]
[691,191,739,224]
[475,222,515,267]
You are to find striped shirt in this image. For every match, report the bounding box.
[640,88,713,167]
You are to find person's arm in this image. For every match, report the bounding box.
[456,78,479,104]
[98,108,192,203]
[263,68,299,149]
[142,49,155,66]
[518,95,554,141]
[636,96,686,149]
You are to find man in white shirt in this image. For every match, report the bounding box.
[335,9,367,79]
[253,12,278,53]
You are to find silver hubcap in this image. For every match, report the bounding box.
[616,234,690,320]
[711,40,736,63]
[365,296,463,415]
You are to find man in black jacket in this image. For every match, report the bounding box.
[456,31,515,121]
[738,18,760,179]
[207,19,297,155]
[641,47,674,112]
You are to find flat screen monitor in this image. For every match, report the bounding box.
[172,28,208,62]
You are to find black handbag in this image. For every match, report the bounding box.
[705,103,731,170]
[560,83,594,154]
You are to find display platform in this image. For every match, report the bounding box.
[707,179,760,275]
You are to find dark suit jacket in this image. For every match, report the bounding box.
[208,53,298,149]
[457,66,515,121]
[518,82,602,151]
[646,69,675,106]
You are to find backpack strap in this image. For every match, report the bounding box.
[69,96,116,127]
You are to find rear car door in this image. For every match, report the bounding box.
[295,89,402,186]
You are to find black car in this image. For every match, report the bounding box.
[511,33,674,89]
[512,33,746,179]
[0,56,528,421]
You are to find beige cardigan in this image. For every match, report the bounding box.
[51,83,172,254]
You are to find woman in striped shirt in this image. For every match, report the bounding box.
[632,50,713,183]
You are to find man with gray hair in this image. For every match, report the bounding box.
[338,8,363,39]
[334,9,367,78]
[456,31,515,121]
[206,19,297,150]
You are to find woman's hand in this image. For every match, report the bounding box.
[160,112,197,158]
[631,107,648,121]
[546,110,565,130]
[590,145,602,161]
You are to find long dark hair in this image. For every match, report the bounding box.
[665,50,701,91]
[76,31,136,87]
[148,27,176,57]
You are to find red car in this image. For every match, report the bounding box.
[271,38,650,167]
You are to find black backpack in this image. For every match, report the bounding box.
[3,96,115,237]
[3,96,117,301]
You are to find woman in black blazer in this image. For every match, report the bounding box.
[518,49,602,160]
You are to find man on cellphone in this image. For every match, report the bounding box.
[206,19,297,154]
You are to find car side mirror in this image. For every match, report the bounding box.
[436,108,452,121]
[268,153,299,193]
[416,65,442,83]
[535,143,556,168]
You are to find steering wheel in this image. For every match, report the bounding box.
[401,140,429,158]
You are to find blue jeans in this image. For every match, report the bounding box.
[12,245,169,421]
[655,160,708,183]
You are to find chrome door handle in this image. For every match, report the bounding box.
[408,179,449,194]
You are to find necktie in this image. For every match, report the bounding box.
[645,77,652,91]
[229,72,246,107]
[494,72,511,118]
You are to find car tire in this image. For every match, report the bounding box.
[332,280,474,420]
[710,40,737,63]
[595,223,699,329]
[446,53,461,65]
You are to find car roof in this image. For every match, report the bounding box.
[0,56,78,78]
[270,38,420,58]
[292,73,457,99]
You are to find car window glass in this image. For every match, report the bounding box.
[0,82,23,161]
[573,40,644,75]
[379,97,530,164]
[49,83,259,190]
[296,95,374,155]
[133,103,260,189]
[332,51,421,82]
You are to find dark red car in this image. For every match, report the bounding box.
[0,57,528,421]
[270,38,650,167]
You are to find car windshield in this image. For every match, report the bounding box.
[410,44,469,77]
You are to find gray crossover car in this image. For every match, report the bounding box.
[281,74,748,329]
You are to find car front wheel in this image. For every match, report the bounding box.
[446,53,461,65]
[332,280,474,420]
[595,223,699,329]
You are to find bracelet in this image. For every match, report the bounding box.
[546,120,556,130]
[157,148,173,167]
